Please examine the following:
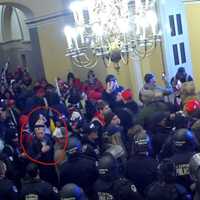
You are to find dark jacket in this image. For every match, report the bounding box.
[60,154,98,198]
[126,155,158,194]
[0,178,18,200]
[20,178,60,200]
[94,177,143,200]
[102,86,124,111]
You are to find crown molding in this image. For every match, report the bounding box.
[25,10,73,28]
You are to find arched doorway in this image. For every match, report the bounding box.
[0,2,45,81]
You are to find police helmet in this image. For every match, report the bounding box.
[98,154,119,181]
[26,163,39,178]
[189,153,200,182]
[132,133,152,155]
[60,183,87,200]
[105,145,126,174]
[0,139,4,153]
[157,159,176,183]
[66,137,82,156]
[0,160,7,177]
[173,128,197,151]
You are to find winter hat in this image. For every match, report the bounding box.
[84,122,98,135]
[121,89,133,101]
[104,111,115,125]
[184,99,200,114]
[105,74,116,83]
[19,115,29,127]
[177,67,185,73]
[70,111,82,122]
[34,116,45,128]
[144,73,154,83]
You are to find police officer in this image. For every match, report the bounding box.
[20,163,60,200]
[59,136,98,199]
[60,183,87,200]
[189,153,200,200]
[82,122,101,160]
[170,128,197,190]
[94,151,143,200]
[126,132,158,194]
[146,159,192,200]
[0,160,18,200]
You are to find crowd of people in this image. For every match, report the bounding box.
[1,65,200,199]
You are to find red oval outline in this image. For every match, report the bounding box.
[20,106,68,166]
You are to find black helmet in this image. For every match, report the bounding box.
[66,137,82,157]
[60,183,87,200]
[173,128,197,151]
[132,133,152,155]
[157,159,176,183]
[0,139,4,153]
[26,163,39,178]
[105,145,126,174]
[98,154,119,181]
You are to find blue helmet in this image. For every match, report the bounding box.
[60,183,87,200]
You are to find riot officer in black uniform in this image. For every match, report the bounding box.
[82,122,101,160]
[60,183,87,200]
[20,163,60,200]
[126,132,158,195]
[146,159,192,200]
[170,128,197,190]
[59,136,98,199]
[0,160,18,200]
[189,153,200,200]
[94,146,143,200]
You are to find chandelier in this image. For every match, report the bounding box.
[64,0,161,70]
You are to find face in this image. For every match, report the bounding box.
[107,80,117,91]
[0,108,7,121]
[102,105,111,114]
[88,72,96,83]
[5,92,11,99]
[111,115,121,125]
[68,77,74,86]
[35,127,45,140]
[89,131,98,140]
[41,80,48,88]
[36,90,45,97]
[149,76,156,85]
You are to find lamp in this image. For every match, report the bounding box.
[64,0,161,70]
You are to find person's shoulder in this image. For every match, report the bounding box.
[0,178,13,186]
[2,178,18,192]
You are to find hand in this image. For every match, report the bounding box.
[41,145,50,153]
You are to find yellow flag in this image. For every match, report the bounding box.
[50,118,56,133]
